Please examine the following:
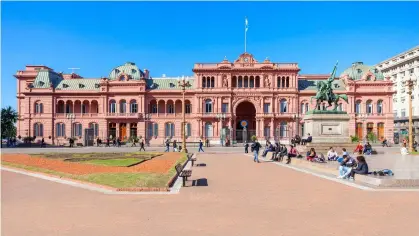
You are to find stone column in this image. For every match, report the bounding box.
[270,118,274,140]
[127,123,131,138]
[138,121,145,139]
[256,119,259,137]
[116,123,120,139]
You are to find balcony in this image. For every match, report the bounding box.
[55,113,100,118]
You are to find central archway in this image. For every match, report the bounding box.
[235,101,256,143]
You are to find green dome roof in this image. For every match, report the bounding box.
[339,62,384,81]
[108,62,144,80]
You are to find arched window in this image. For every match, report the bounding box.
[73,123,82,137]
[109,100,117,113]
[119,100,127,113]
[206,77,211,88]
[305,103,309,113]
[366,100,373,114]
[250,76,254,88]
[34,123,43,137]
[205,122,213,138]
[277,77,281,88]
[130,100,138,113]
[186,123,191,137]
[165,123,175,138]
[202,77,206,88]
[355,100,361,114]
[300,103,305,114]
[185,103,191,114]
[182,122,192,138]
[280,99,287,113]
[211,77,215,88]
[286,77,290,88]
[281,77,285,88]
[377,100,383,114]
[148,123,158,137]
[55,123,65,137]
[89,122,99,137]
[280,122,287,137]
[35,102,43,113]
[167,104,174,113]
[238,76,243,88]
[244,76,249,88]
[205,99,212,113]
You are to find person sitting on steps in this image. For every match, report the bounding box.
[327,147,338,161]
[337,154,356,179]
[286,144,299,164]
[278,144,288,162]
[363,142,372,155]
[306,148,317,161]
[301,133,312,145]
[347,155,369,181]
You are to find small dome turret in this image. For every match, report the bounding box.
[108,62,144,80]
[340,62,384,81]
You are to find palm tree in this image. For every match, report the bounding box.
[1,106,18,139]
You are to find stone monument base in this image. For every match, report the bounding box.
[303,111,356,154]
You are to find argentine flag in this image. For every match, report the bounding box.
[245,17,249,32]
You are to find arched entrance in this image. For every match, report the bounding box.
[235,101,256,143]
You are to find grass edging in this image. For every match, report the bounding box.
[2,152,189,192]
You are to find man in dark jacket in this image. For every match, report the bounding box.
[251,139,261,163]
[348,156,369,180]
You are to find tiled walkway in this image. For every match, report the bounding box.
[2,153,419,236]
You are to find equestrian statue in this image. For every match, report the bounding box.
[310,61,349,111]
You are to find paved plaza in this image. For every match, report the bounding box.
[2,149,419,236]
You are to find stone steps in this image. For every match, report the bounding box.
[288,158,419,188]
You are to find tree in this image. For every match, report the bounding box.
[1,106,18,139]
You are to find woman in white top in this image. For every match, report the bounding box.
[401,143,409,155]
[327,147,338,161]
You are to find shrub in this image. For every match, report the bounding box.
[350,135,359,143]
[366,132,378,143]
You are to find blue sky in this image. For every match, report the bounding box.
[2,1,419,109]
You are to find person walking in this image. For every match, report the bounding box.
[139,139,145,151]
[165,139,170,152]
[40,137,45,148]
[131,138,137,147]
[106,138,110,147]
[244,141,249,153]
[198,139,204,152]
[173,140,178,152]
[251,139,261,163]
[117,138,121,147]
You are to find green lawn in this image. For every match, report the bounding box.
[2,153,188,189]
[82,158,144,167]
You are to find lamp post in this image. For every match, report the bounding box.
[178,76,191,153]
[144,113,152,147]
[216,113,226,146]
[406,74,417,152]
[66,113,75,138]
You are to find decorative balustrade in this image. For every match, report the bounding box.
[106,113,140,118]
[55,113,100,118]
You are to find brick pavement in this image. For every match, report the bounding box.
[2,152,419,236]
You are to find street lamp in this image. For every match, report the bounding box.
[178,76,191,153]
[144,113,152,147]
[406,73,417,152]
[66,113,75,138]
[216,113,226,146]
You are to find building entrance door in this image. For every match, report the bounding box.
[120,123,127,139]
[235,101,256,143]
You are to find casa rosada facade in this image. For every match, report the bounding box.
[15,53,395,145]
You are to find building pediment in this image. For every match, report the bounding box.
[234,52,258,64]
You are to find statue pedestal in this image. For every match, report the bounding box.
[303,111,356,153]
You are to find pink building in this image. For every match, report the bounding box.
[15,53,395,145]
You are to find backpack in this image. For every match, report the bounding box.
[371,169,394,176]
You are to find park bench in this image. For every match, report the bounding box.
[175,163,192,187]
[188,154,197,166]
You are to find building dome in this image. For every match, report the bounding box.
[108,62,144,80]
[339,62,384,81]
